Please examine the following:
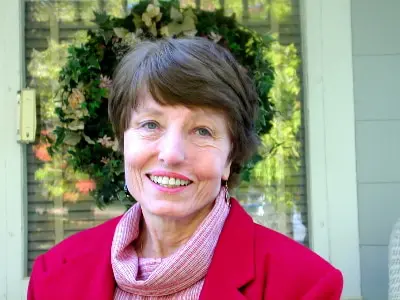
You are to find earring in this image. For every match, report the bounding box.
[124,183,131,198]
[224,181,231,207]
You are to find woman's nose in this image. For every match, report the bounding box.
[158,129,185,166]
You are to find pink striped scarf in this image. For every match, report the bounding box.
[111,189,230,299]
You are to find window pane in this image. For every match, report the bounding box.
[25,0,128,275]
[221,0,307,244]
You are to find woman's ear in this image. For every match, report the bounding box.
[222,161,232,181]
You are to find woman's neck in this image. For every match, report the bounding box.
[138,202,214,258]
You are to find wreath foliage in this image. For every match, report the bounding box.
[48,0,275,207]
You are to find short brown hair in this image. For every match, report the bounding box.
[108,37,259,187]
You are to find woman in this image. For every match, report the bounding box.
[28,37,343,300]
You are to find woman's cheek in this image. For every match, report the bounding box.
[189,149,227,181]
[124,131,151,165]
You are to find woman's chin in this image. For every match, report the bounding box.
[142,199,216,221]
[142,201,193,219]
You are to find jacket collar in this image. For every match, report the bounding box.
[39,198,254,300]
[199,198,255,299]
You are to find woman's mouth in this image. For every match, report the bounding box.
[147,175,192,188]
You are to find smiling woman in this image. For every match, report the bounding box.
[28,37,343,300]
[109,38,259,189]
[124,94,232,226]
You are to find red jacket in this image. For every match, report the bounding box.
[28,199,343,299]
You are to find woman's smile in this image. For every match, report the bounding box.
[146,170,194,194]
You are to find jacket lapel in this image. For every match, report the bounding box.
[200,199,255,299]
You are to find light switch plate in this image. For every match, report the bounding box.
[17,89,37,144]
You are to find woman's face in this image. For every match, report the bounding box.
[124,91,232,220]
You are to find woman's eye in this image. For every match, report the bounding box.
[142,121,158,130]
[196,127,212,137]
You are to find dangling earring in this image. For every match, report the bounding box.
[224,180,231,207]
[124,183,131,198]
[124,183,130,196]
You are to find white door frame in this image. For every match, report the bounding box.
[0,0,28,299]
[301,0,362,298]
[0,0,362,299]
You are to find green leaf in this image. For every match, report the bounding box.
[114,27,129,38]
[170,7,183,22]
[133,13,143,28]
[94,11,110,27]
[167,14,196,36]
[87,55,100,70]
[64,131,82,146]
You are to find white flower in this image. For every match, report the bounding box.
[97,135,119,151]
[209,32,222,43]
[99,75,112,89]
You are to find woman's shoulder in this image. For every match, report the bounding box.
[253,222,341,281]
[248,224,343,299]
[253,222,313,256]
[28,216,122,299]
[206,200,343,298]
[230,199,337,274]
[40,215,122,264]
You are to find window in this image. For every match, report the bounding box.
[25,0,306,275]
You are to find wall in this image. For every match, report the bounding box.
[352,0,400,299]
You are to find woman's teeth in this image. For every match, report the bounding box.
[149,175,191,187]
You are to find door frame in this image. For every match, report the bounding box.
[0,0,28,299]
[301,0,362,298]
[0,0,361,299]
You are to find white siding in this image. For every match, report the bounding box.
[352,0,400,299]
[302,0,361,297]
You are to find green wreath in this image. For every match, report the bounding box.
[48,0,275,207]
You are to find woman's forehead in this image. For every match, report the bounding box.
[134,91,227,119]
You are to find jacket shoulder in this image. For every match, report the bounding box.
[254,223,336,273]
[39,216,122,267]
[28,216,122,299]
[249,224,343,298]
[253,223,342,287]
